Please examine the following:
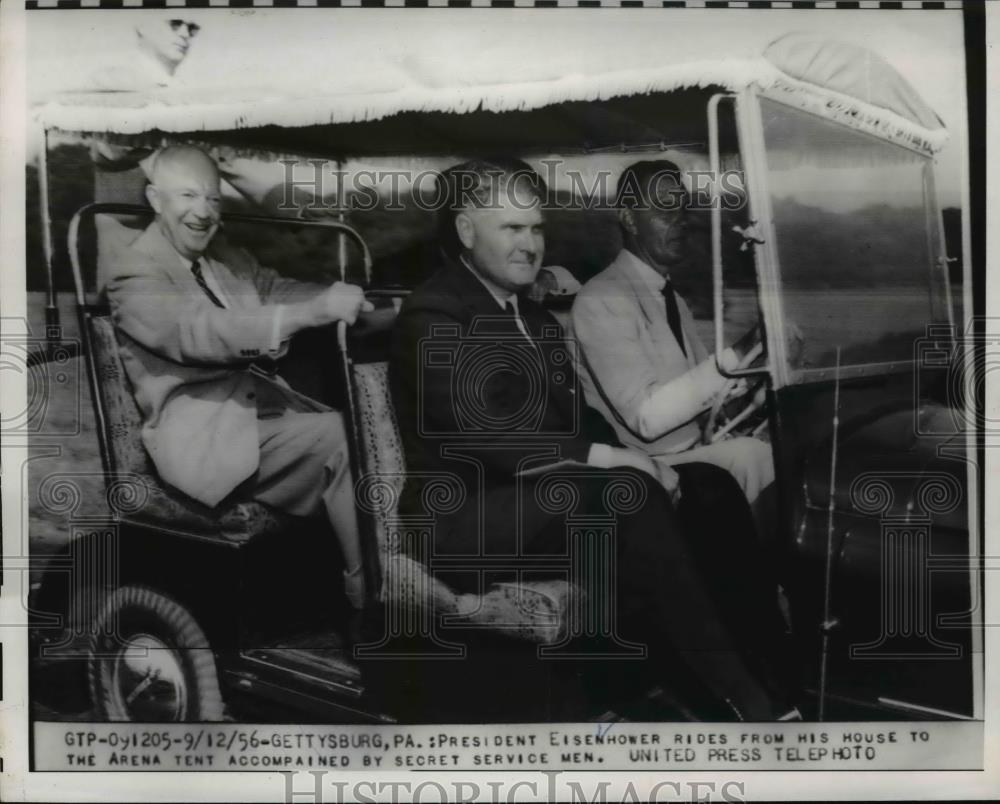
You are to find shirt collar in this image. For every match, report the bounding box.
[622,248,668,295]
[459,254,518,312]
[176,251,209,271]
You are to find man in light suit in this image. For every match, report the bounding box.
[104,145,372,608]
[571,160,774,504]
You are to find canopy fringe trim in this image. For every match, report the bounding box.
[34,59,780,134]
[33,57,946,155]
[764,76,948,154]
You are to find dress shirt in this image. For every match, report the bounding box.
[628,249,668,297]
[618,250,738,442]
[178,252,286,358]
[459,256,532,341]
[459,257,617,469]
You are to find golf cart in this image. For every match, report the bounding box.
[28,31,979,723]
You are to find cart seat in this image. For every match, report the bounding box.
[89,315,288,542]
[351,361,580,645]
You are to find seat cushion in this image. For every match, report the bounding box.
[90,315,288,543]
[121,483,289,544]
[352,361,582,644]
[90,314,151,478]
[351,360,406,554]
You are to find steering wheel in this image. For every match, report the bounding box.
[701,340,768,445]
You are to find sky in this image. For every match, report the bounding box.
[26,8,969,208]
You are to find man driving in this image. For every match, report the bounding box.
[103,144,372,613]
[571,159,774,504]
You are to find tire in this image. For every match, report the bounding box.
[88,585,224,721]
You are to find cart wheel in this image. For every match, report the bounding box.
[88,585,224,721]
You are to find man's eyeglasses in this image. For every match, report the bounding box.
[168,19,201,37]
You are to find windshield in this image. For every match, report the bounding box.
[759,97,952,375]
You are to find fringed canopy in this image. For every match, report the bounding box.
[764,33,945,131]
[37,59,774,135]
[33,34,947,155]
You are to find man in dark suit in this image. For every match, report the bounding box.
[390,158,794,720]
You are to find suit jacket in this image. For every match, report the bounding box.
[571,249,709,457]
[105,223,326,507]
[389,257,598,554]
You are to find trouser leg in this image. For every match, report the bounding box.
[673,462,797,705]
[659,437,774,504]
[253,410,365,606]
[529,467,778,720]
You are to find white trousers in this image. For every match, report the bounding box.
[656,436,774,504]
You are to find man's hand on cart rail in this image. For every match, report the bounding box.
[281,282,375,338]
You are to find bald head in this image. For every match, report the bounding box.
[149,145,218,186]
[146,145,222,260]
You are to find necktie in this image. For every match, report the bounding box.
[661,280,686,357]
[191,258,225,308]
[503,300,532,342]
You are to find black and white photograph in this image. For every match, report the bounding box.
[0,1,996,800]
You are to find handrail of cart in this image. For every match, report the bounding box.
[67,202,374,308]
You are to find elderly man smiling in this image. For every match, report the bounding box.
[104,144,372,613]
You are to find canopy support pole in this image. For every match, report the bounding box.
[37,128,60,342]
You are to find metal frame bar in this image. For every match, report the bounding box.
[953,72,983,723]
[79,305,114,477]
[735,88,791,390]
[924,160,957,334]
[219,668,390,724]
[789,360,916,385]
[66,209,115,475]
[708,92,771,382]
[66,202,374,305]
[708,93,730,372]
[36,128,61,341]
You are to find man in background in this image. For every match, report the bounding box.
[89,17,204,262]
[90,17,200,91]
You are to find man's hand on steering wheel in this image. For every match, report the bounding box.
[703,323,768,444]
[729,323,764,369]
[721,322,804,373]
